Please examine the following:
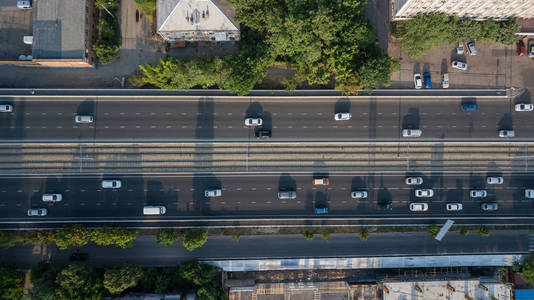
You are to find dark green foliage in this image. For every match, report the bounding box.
[155,229,179,246]
[521,255,534,285]
[133,0,156,15]
[91,227,138,248]
[103,265,144,294]
[0,264,23,300]
[359,228,370,241]
[29,262,61,300]
[93,2,121,64]
[178,262,227,300]
[459,227,469,236]
[320,233,331,241]
[55,264,103,300]
[302,232,315,240]
[0,231,22,249]
[394,13,520,57]
[54,224,91,250]
[479,226,490,237]
[182,229,208,251]
[428,225,440,237]
[231,233,241,242]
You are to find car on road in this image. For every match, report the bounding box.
[442,73,449,88]
[515,103,534,112]
[101,180,121,189]
[69,253,89,261]
[466,41,477,55]
[498,130,515,138]
[517,40,526,56]
[414,73,422,89]
[313,178,329,186]
[446,203,463,211]
[470,190,487,198]
[486,176,503,184]
[27,208,47,216]
[254,129,272,139]
[402,129,422,137]
[278,191,296,200]
[410,203,428,212]
[451,61,468,71]
[457,43,464,55]
[351,191,367,199]
[423,72,431,88]
[315,207,328,214]
[525,189,534,199]
[461,103,478,111]
[481,202,498,211]
[0,104,13,112]
[244,118,262,126]
[379,203,392,211]
[75,115,93,123]
[334,112,352,121]
[17,0,31,9]
[204,189,222,197]
[405,177,423,185]
[529,40,534,58]
[42,193,62,202]
[415,189,434,197]
[143,206,166,215]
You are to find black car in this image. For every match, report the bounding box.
[379,203,392,211]
[69,253,89,261]
[254,129,271,139]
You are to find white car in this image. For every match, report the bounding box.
[42,193,62,202]
[451,61,468,71]
[457,43,464,55]
[410,203,428,212]
[442,73,449,89]
[470,190,487,198]
[405,177,423,185]
[446,203,463,211]
[351,191,367,199]
[414,73,422,89]
[17,0,31,9]
[75,115,94,123]
[244,118,262,126]
[402,129,422,137]
[515,103,534,112]
[0,104,13,112]
[204,189,222,197]
[334,112,351,121]
[525,189,534,199]
[102,180,121,189]
[27,208,47,216]
[486,176,503,184]
[529,40,534,58]
[415,189,434,197]
[498,130,515,138]
[466,41,477,55]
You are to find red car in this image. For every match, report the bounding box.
[517,40,526,56]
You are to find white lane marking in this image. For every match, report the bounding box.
[26,126,30,129]
[182,125,187,128]
[151,112,157,115]
[181,113,187,116]
[213,125,218,128]
[57,126,62,129]
[104,126,109,129]
[120,126,125,128]
[136,126,141,128]
[104,112,109,115]
[151,126,156,128]
[136,113,142,115]
[287,126,293,128]
[166,126,172,128]
[41,113,47,115]
[227,112,232,115]
[120,112,125,115]
[26,113,31,115]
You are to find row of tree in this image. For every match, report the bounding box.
[93,0,122,64]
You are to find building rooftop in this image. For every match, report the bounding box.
[32,0,86,59]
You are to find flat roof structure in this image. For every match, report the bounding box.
[229,281,354,300]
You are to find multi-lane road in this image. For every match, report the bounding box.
[0,95,530,141]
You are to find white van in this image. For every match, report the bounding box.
[143,206,166,215]
[278,191,296,200]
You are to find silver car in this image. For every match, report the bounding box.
[515,103,534,112]
[102,180,121,189]
[0,104,13,112]
[486,176,503,184]
[451,61,468,71]
[75,115,94,123]
[405,177,423,185]
[415,189,434,197]
[498,130,515,138]
[466,41,477,55]
[204,189,222,197]
[481,202,498,211]
[525,189,534,199]
[470,190,487,198]
[413,73,422,89]
[446,203,463,211]
[28,208,47,216]
[334,112,351,121]
[278,191,296,200]
[42,193,62,202]
[402,129,422,137]
[351,191,368,199]
[410,203,428,211]
[244,118,262,126]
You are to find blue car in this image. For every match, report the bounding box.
[423,72,431,88]
[461,103,478,111]
[315,207,328,214]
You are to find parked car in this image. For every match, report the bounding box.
[415,189,434,198]
[413,73,422,89]
[17,0,31,9]
[466,41,477,55]
[244,118,262,126]
[27,208,47,216]
[409,203,428,212]
[204,189,222,197]
[402,129,422,138]
[423,72,431,88]
[457,43,464,55]
[101,180,121,189]
[525,189,534,199]
[446,203,463,211]
[498,130,515,138]
[405,177,423,185]
[351,191,367,199]
[451,61,468,71]
[470,190,487,198]
[517,40,526,56]
[334,112,352,121]
[529,40,534,58]
[75,115,93,123]
[442,73,449,88]
[254,129,272,139]
[313,178,329,186]
[315,207,328,214]
[461,103,478,111]
[42,193,62,202]
[481,202,498,211]
[515,103,534,112]
[0,104,13,112]
[379,203,392,211]
[486,176,503,184]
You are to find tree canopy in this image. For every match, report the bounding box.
[182,229,208,251]
[0,264,23,300]
[155,229,179,246]
[55,264,103,300]
[103,265,144,294]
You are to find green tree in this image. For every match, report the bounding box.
[182,229,208,251]
[302,232,315,240]
[91,227,138,248]
[23,230,55,245]
[320,233,331,241]
[479,226,490,237]
[55,264,102,300]
[231,233,241,242]
[155,229,179,247]
[459,227,469,236]
[0,231,22,249]
[93,41,119,64]
[133,0,156,15]
[178,262,226,300]
[29,262,61,300]
[103,265,143,295]
[428,224,440,237]
[54,225,91,250]
[359,228,370,241]
[521,255,534,285]
[0,264,23,300]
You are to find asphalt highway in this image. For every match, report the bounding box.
[2,173,533,221]
[0,96,530,141]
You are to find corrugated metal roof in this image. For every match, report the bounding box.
[516,290,534,300]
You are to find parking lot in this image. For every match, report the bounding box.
[0,0,32,60]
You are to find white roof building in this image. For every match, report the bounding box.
[157,0,240,42]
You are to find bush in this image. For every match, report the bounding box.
[29,262,60,300]
[0,231,22,249]
[178,261,226,300]
[182,229,208,251]
[479,226,490,237]
[55,264,103,300]
[104,265,143,295]
[231,234,241,242]
[459,227,469,236]
[54,225,91,250]
[155,229,179,247]
[320,233,331,241]
[302,232,315,240]
[521,255,534,285]
[428,225,440,237]
[91,227,138,248]
[359,228,370,241]
[92,40,119,65]
[0,264,23,300]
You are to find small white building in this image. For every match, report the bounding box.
[157,0,240,42]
